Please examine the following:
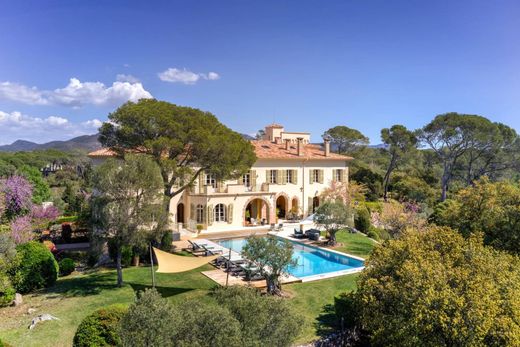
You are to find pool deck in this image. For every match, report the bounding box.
[172,222,366,286]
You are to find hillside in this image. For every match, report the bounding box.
[0,134,101,152]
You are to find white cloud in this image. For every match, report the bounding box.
[0,110,103,144]
[0,78,153,107]
[116,74,140,83]
[158,68,221,84]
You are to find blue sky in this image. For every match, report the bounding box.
[0,0,519,144]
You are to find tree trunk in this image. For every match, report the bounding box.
[266,276,282,295]
[328,231,337,246]
[383,156,396,202]
[116,246,123,287]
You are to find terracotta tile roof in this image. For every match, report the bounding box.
[251,140,353,161]
[88,141,353,161]
[88,148,118,157]
[265,123,284,128]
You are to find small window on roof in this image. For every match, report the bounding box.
[290,146,296,149]
[262,145,270,149]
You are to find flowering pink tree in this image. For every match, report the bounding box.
[10,215,34,244]
[2,176,33,218]
[31,205,60,231]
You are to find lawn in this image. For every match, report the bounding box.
[0,235,376,346]
[330,230,378,258]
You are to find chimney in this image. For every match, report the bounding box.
[284,139,290,150]
[324,138,330,157]
[297,137,304,157]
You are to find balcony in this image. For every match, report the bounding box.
[191,183,271,195]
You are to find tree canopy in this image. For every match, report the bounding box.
[381,124,417,200]
[313,201,352,245]
[323,125,369,154]
[99,99,257,227]
[356,226,520,346]
[431,178,520,255]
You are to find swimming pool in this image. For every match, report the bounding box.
[216,237,364,279]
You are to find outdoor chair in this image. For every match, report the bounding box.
[292,228,306,239]
[275,223,284,231]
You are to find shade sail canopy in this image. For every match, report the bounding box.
[152,247,218,273]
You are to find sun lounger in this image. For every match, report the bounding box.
[292,228,306,239]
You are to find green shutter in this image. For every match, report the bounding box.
[227,204,233,224]
[319,170,324,184]
[332,169,337,182]
[342,168,348,183]
[278,170,284,184]
[293,169,298,184]
[190,203,195,220]
[266,170,270,183]
[198,171,204,192]
[309,170,313,184]
[202,205,207,223]
[207,204,214,225]
[308,197,313,214]
[250,170,256,188]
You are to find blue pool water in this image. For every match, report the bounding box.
[217,237,364,278]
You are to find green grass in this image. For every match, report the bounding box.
[0,235,376,346]
[325,230,377,258]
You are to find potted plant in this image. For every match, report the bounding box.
[196,224,204,235]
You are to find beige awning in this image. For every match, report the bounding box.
[152,247,218,273]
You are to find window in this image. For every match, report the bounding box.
[269,170,278,184]
[243,172,251,187]
[285,170,293,184]
[312,169,319,183]
[196,204,204,223]
[335,169,344,182]
[214,204,226,222]
[205,173,216,188]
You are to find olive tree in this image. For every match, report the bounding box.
[242,236,296,295]
[99,99,256,230]
[91,154,165,286]
[313,201,352,245]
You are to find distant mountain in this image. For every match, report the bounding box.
[0,133,256,152]
[0,134,101,152]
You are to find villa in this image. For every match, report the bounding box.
[88,123,352,233]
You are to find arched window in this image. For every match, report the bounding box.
[214,204,226,222]
[196,204,204,223]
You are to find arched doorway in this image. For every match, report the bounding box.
[177,203,185,224]
[276,195,287,219]
[291,197,299,212]
[312,197,320,213]
[244,198,270,226]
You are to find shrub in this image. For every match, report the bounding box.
[212,286,301,346]
[357,226,520,346]
[173,300,242,347]
[0,272,15,307]
[160,231,173,251]
[366,229,379,241]
[59,258,75,276]
[73,304,127,347]
[0,338,14,347]
[334,292,360,329]
[119,289,176,347]
[9,241,59,293]
[354,206,371,233]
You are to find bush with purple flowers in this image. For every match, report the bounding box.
[1,176,33,218]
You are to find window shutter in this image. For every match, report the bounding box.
[278,170,284,184]
[207,204,214,225]
[237,176,243,185]
[190,203,195,220]
[319,170,324,184]
[309,170,313,184]
[342,168,348,183]
[250,170,256,188]
[202,205,207,223]
[308,197,313,214]
[332,169,337,182]
[266,170,270,183]
[293,169,298,184]
[198,171,204,191]
[227,204,233,224]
